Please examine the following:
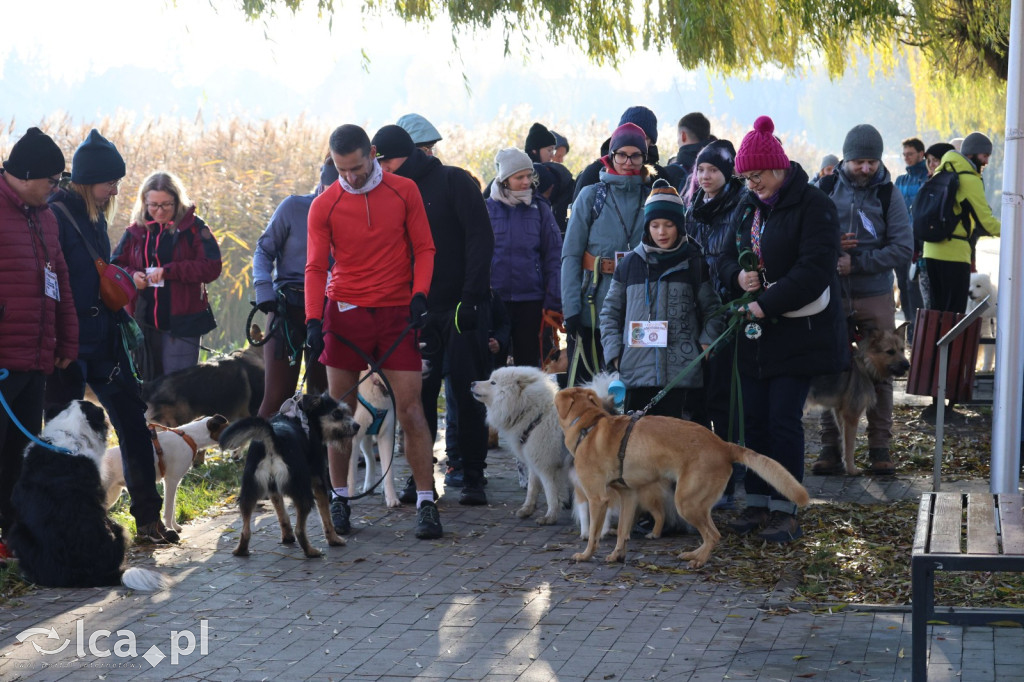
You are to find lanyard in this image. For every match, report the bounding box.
[606,190,642,244]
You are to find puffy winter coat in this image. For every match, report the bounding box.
[717,163,849,379]
[487,196,562,310]
[112,207,221,337]
[0,174,78,372]
[685,177,745,297]
[561,167,649,327]
[600,241,723,389]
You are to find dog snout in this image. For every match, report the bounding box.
[891,359,911,377]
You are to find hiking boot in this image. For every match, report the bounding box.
[399,476,439,504]
[415,501,443,539]
[444,466,465,488]
[758,511,803,543]
[459,482,488,506]
[867,447,895,475]
[811,445,844,475]
[136,521,180,545]
[330,496,351,535]
[728,506,770,535]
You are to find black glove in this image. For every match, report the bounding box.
[256,299,277,314]
[564,314,581,337]
[305,319,325,360]
[454,300,479,333]
[409,292,429,330]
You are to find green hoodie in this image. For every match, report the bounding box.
[922,150,1001,263]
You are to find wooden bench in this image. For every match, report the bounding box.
[911,492,1024,681]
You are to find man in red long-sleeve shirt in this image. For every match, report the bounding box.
[304,124,441,539]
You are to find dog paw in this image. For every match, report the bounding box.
[845,467,863,476]
[571,552,591,562]
[384,496,401,509]
[327,534,346,547]
[605,551,626,563]
[644,532,660,540]
[677,550,706,568]
[515,506,535,519]
[232,548,250,557]
[303,548,323,558]
[536,515,557,526]
[281,534,296,544]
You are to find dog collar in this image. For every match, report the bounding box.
[519,412,545,446]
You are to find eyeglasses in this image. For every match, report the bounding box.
[612,151,645,165]
[740,172,763,185]
[146,202,176,212]
[104,179,122,190]
[44,176,61,189]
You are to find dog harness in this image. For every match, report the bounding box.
[357,393,389,436]
[148,424,200,477]
[518,412,545,446]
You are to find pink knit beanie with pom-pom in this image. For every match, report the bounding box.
[734,116,789,174]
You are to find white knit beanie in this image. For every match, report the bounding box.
[495,148,534,183]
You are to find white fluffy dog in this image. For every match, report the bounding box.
[967,272,997,372]
[471,366,572,525]
[347,371,399,507]
[101,414,229,532]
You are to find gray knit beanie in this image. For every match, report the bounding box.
[495,148,534,183]
[842,124,884,161]
[960,132,993,156]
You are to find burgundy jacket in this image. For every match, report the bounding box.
[0,173,78,372]
[112,207,222,338]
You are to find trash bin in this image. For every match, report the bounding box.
[906,309,982,402]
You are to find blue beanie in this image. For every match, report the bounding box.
[618,106,658,144]
[71,129,125,184]
[644,179,686,229]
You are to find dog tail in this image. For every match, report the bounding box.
[733,447,810,507]
[218,417,273,451]
[121,567,170,592]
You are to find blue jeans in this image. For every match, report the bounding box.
[740,374,810,515]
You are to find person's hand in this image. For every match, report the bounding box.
[488,338,500,354]
[147,267,165,284]
[564,314,581,337]
[543,309,565,333]
[454,300,478,333]
[738,270,762,293]
[840,232,858,251]
[256,299,277,314]
[837,253,852,276]
[54,357,72,370]
[305,319,325,360]
[409,293,429,330]
[741,302,765,319]
[132,271,148,289]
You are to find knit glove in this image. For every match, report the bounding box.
[564,314,581,338]
[256,299,277,314]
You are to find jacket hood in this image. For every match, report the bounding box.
[940,150,981,177]
[395,148,442,183]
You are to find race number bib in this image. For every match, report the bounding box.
[628,321,668,348]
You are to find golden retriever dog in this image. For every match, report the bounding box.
[555,387,809,568]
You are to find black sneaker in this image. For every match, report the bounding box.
[459,483,487,506]
[136,521,180,545]
[400,476,439,504]
[727,506,770,536]
[330,496,351,535]
[415,501,443,539]
[758,511,803,543]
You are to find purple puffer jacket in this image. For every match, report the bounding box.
[486,197,562,311]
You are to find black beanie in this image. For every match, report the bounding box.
[372,125,416,161]
[2,127,65,181]
[71,129,125,184]
[925,142,955,161]
[524,123,556,156]
[694,139,736,179]
[533,163,555,195]
[551,131,569,153]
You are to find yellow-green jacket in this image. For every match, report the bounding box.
[922,150,1000,263]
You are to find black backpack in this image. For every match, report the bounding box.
[912,162,974,243]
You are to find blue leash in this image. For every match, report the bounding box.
[0,368,73,456]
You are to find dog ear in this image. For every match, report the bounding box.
[555,390,575,420]
[585,389,601,408]
[894,322,909,343]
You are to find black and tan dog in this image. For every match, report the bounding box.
[807,324,910,475]
[144,325,265,427]
[218,392,357,558]
[555,387,809,568]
